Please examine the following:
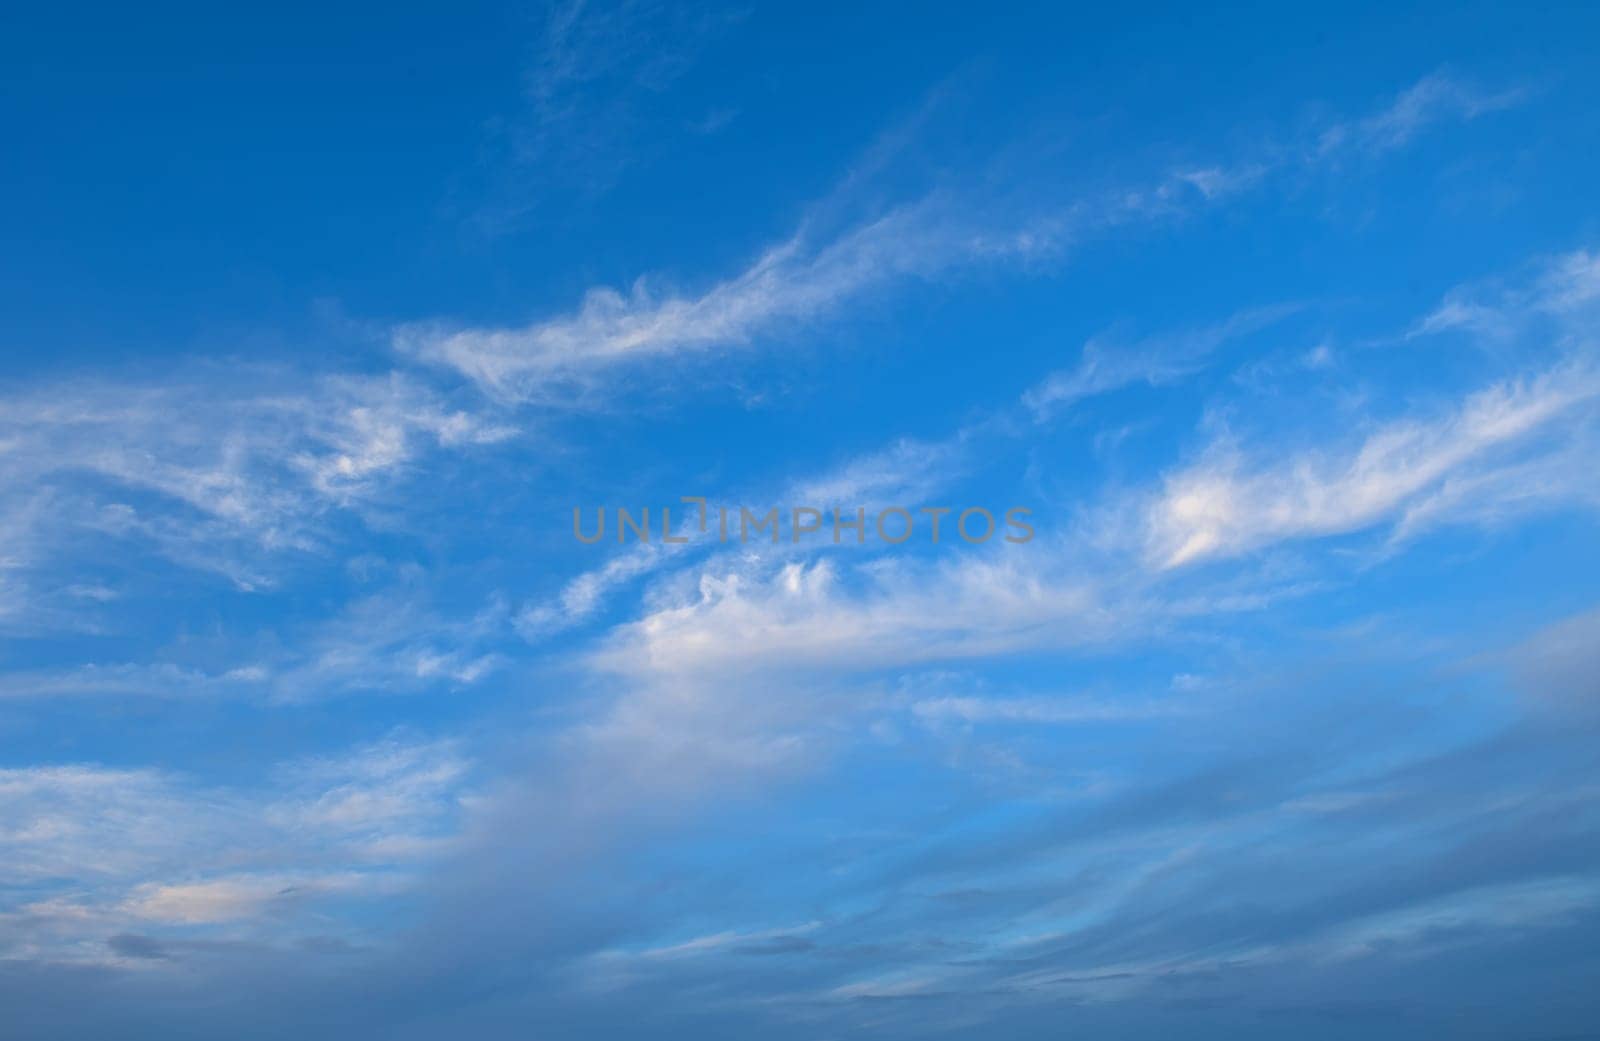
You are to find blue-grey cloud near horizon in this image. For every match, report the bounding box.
[3,3,1600,1038]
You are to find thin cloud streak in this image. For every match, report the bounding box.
[402,73,1522,404]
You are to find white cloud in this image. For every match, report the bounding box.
[515,433,972,640]
[1538,249,1600,311]
[596,920,822,964]
[786,435,970,509]
[267,589,511,700]
[1413,248,1600,340]
[404,75,1507,405]
[0,766,218,884]
[0,736,472,962]
[121,873,379,925]
[1145,362,1600,567]
[397,201,977,402]
[0,662,266,700]
[910,695,1182,725]
[517,542,679,638]
[591,553,1135,684]
[0,369,514,596]
[1316,72,1529,157]
[271,736,471,842]
[1023,306,1300,419]
[0,588,511,703]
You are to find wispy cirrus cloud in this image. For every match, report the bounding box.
[467,0,741,230]
[399,200,981,402]
[0,736,471,964]
[1145,360,1600,567]
[1412,246,1600,340]
[1023,305,1302,420]
[0,585,512,703]
[1315,71,1532,157]
[406,73,1524,404]
[0,369,514,602]
[1148,251,1600,568]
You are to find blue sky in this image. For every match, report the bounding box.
[4,2,1600,1037]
